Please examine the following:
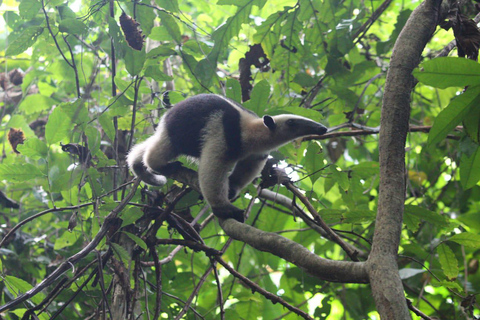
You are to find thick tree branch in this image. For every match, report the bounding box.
[219,218,368,283]
[366,0,442,319]
[156,167,368,283]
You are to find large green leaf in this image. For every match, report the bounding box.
[449,232,480,248]
[5,275,45,304]
[463,104,480,144]
[6,26,44,56]
[436,243,459,280]
[194,0,266,86]
[428,86,480,146]
[45,107,72,145]
[18,94,56,114]
[157,11,182,44]
[460,144,480,189]
[16,137,48,160]
[0,163,44,181]
[18,0,41,20]
[59,18,88,35]
[243,80,271,114]
[124,47,146,76]
[414,57,480,88]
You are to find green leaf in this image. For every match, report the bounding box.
[54,230,79,250]
[404,205,450,228]
[19,0,41,20]
[330,166,349,191]
[155,0,179,12]
[123,231,148,251]
[16,138,48,160]
[60,100,89,127]
[431,279,463,291]
[110,243,131,265]
[449,232,480,248]
[157,11,182,43]
[0,163,44,181]
[414,57,480,88]
[243,80,271,114]
[99,114,116,141]
[18,94,56,114]
[6,26,44,56]
[193,59,216,87]
[343,209,376,223]
[225,78,242,103]
[460,144,480,189]
[437,243,459,280]
[57,5,76,20]
[58,18,88,35]
[124,47,146,76]
[195,0,266,86]
[5,275,45,304]
[428,86,480,146]
[463,103,480,144]
[85,125,101,156]
[120,207,144,227]
[144,65,173,81]
[45,108,72,145]
[146,46,177,60]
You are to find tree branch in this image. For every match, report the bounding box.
[154,167,368,283]
[219,218,367,283]
[215,257,314,320]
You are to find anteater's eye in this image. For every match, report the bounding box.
[286,119,295,126]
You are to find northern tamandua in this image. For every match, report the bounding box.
[127,94,328,222]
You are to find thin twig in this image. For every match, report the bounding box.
[150,248,162,320]
[215,257,314,320]
[210,257,225,320]
[0,180,141,313]
[353,0,394,42]
[41,0,73,68]
[0,202,95,248]
[62,35,81,97]
[284,182,359,261]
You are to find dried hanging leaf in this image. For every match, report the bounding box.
[453,14,480,60]
[8,128,25,154]
[8,69,24,86]
[119,12,144,51]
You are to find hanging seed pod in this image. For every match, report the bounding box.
[119,12,144,51]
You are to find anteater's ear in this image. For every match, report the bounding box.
[263,115,276,130]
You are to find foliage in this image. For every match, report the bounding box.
[0,0,478,319]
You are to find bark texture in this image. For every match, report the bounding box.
[366,0,442,319]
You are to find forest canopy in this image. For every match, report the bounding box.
[0,0,479,319]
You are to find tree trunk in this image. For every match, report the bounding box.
[366,0,442,318]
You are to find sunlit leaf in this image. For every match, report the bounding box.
[414,57,480,88]
[437,243,459,280]
[5,275,45,304]
[449,232,480,248]
[45,107,72,145]
[6,26,44,56]
[428,86,480,146]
